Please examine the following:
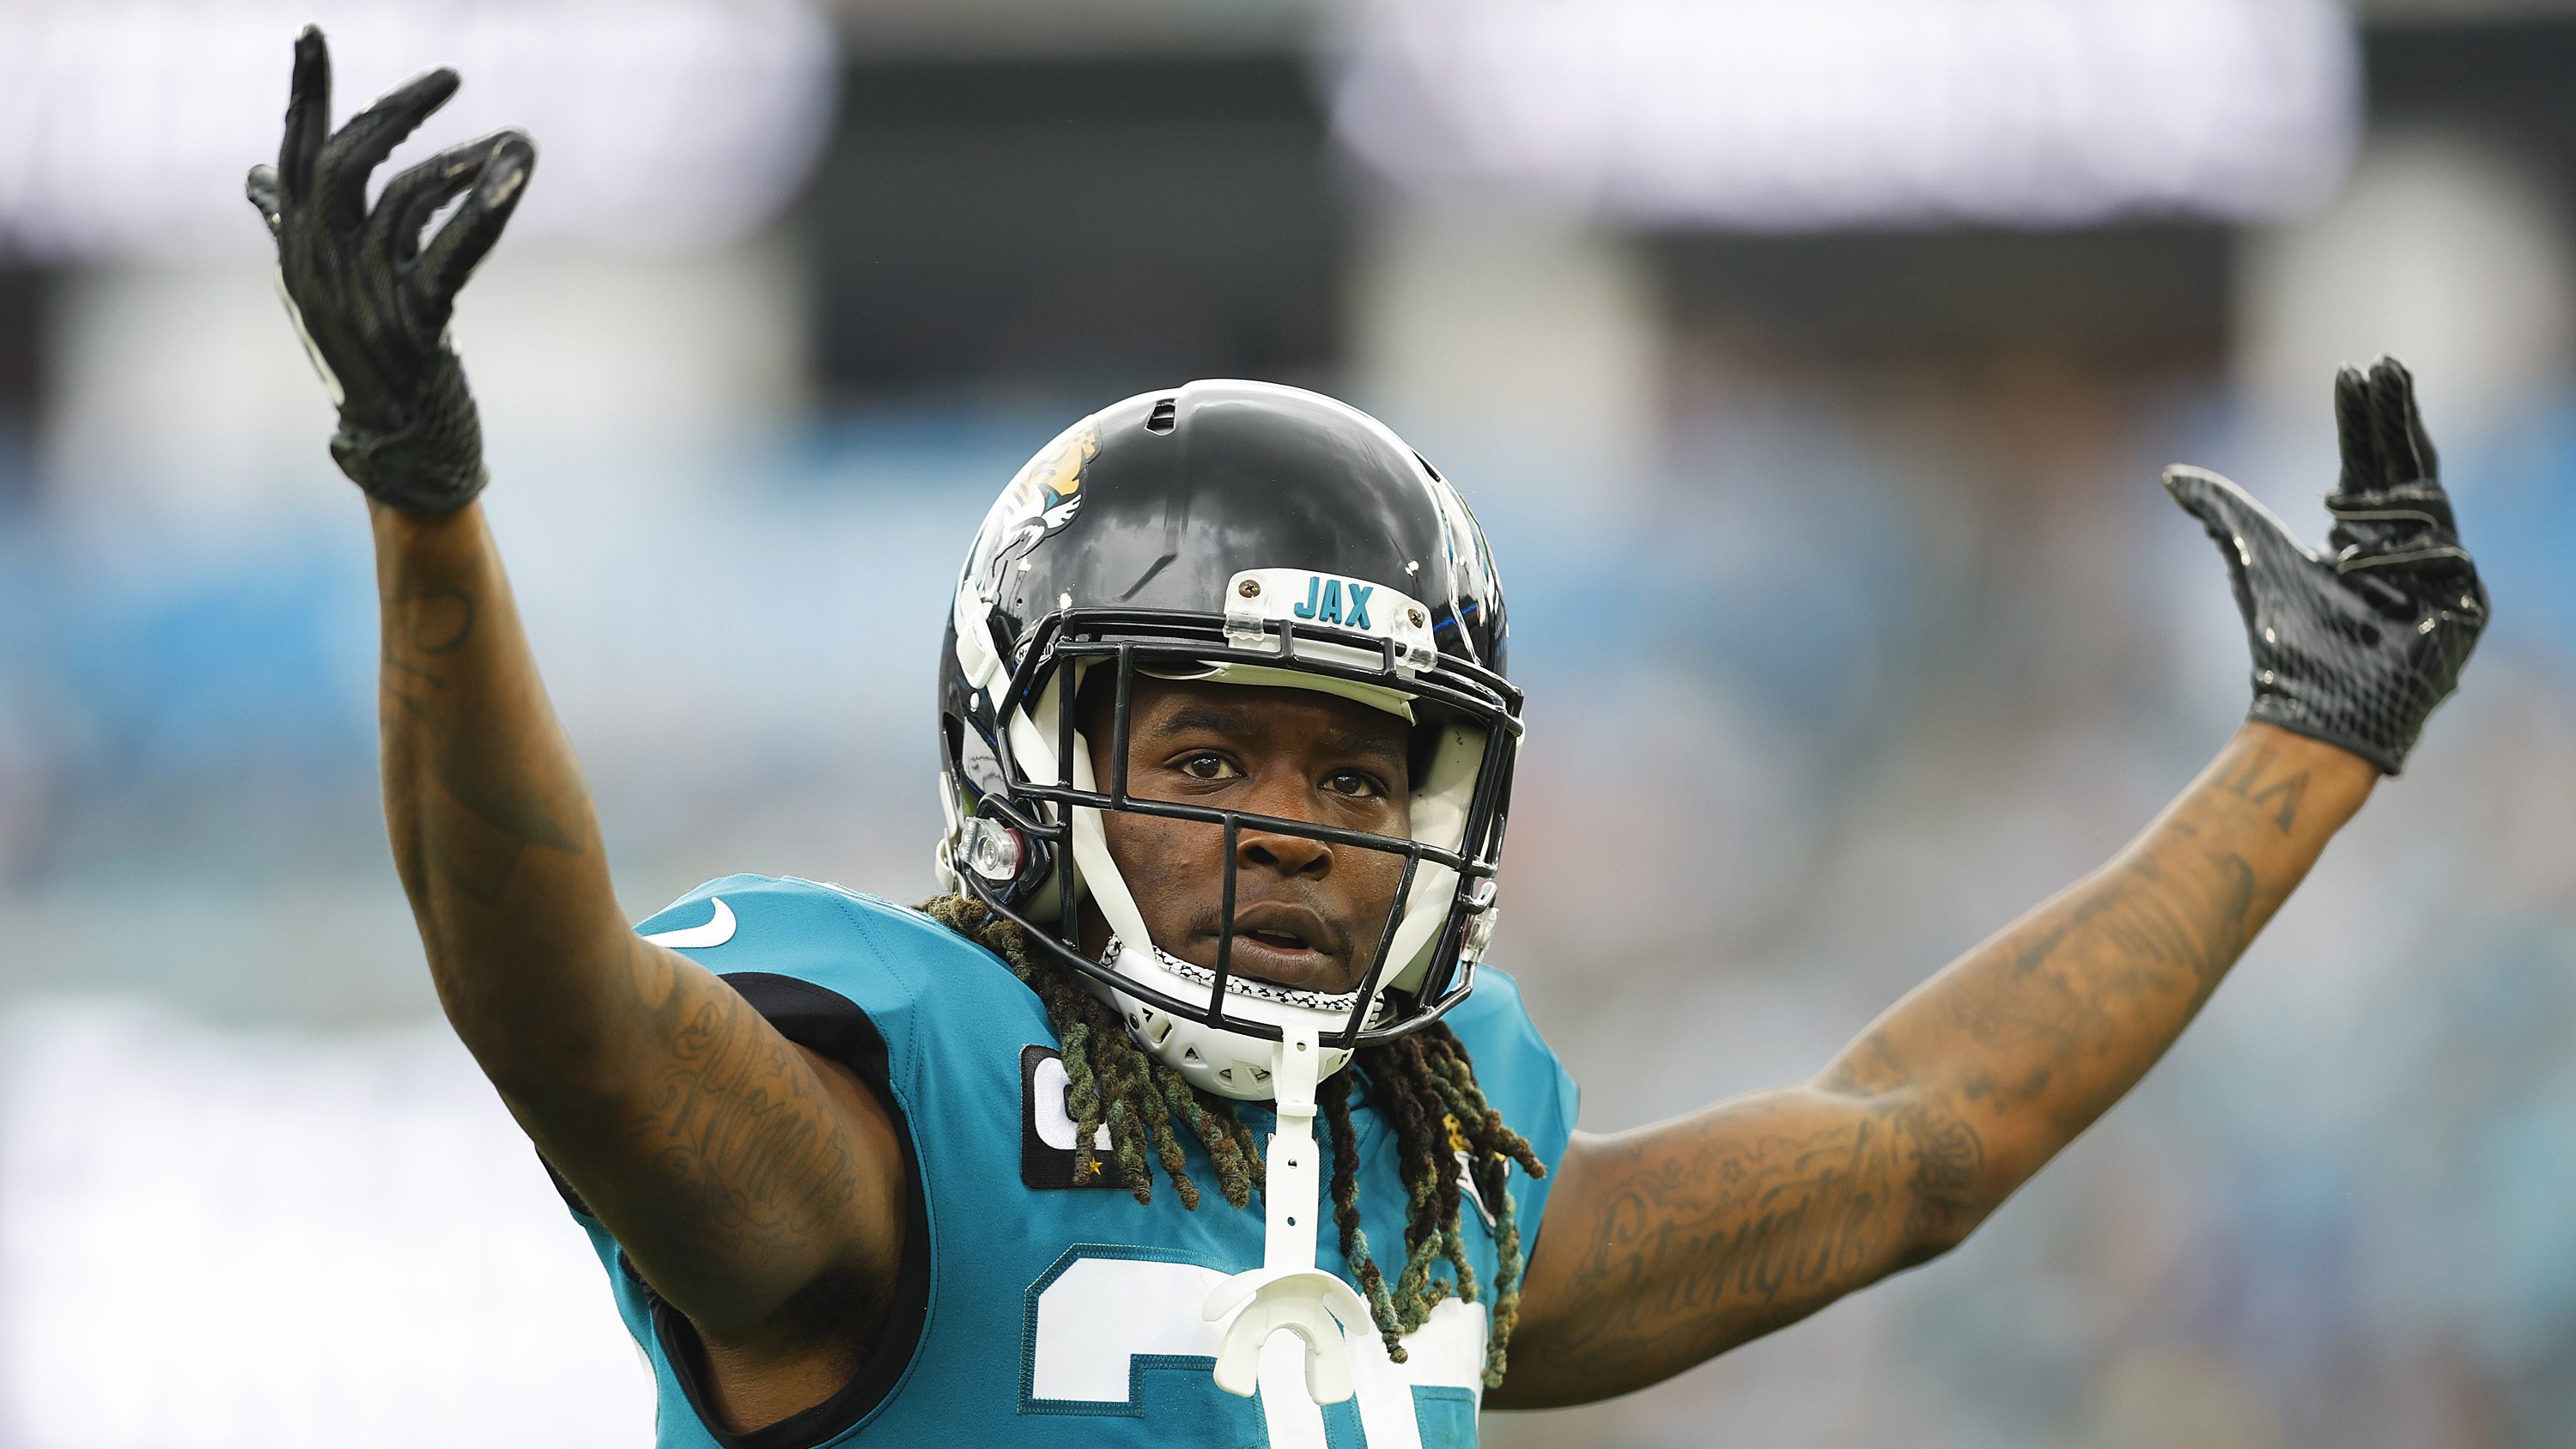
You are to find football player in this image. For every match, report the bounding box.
[248,30,2488,1448]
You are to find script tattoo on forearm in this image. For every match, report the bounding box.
[1536,1093,1986,1383]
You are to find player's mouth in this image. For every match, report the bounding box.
[1213,904,1347,991]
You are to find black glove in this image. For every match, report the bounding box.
[245,26,535,514]
[2166,356,2488,776]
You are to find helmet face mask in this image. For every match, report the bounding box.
[936,381,1521,1100]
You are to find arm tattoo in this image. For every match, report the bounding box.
[380,585,476,721]
[621,949,862,1255]
[1943,826,2258,1088]
[380,582,586,904]
[1507,730,2361,1405]
[404,585,476,654]
[368,514,898,1351]
[1532,1094,1985,1387]
[2221,744,2312,833]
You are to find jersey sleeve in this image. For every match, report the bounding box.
[1439,964,1582,1253]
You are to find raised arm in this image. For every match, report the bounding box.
[371,504,903,1352]
[1495,359,2488,1409]
[1498,723,2367,1404]
[251,29,904,1422]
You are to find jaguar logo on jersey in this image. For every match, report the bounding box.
[969,420,1097,604]
[1020,1044,1118,1190]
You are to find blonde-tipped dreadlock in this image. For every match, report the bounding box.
[920,893,1545,1387]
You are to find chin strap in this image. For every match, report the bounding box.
[1203,1025,1372,1403]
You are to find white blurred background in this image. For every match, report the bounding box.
[2,0,2573,1445]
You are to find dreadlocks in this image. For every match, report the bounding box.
[920,892,1263,1210]
[919,892,1546,1387]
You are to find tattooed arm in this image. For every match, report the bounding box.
[248,35,905,1429]
[1492,722,2376,1407]
[1496,362,2482,1406]
[374,502,908,1428]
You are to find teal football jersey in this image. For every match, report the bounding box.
[561,874,1580,1449]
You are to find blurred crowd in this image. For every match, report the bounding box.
[2,3,2573,1446]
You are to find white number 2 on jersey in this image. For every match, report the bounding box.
[1023,1249,1486,1447]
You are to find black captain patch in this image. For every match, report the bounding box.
[1020,1044,1118,1190]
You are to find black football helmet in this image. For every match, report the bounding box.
[934,381,1522,1099]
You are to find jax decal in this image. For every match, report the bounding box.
[1291,575,1374,630]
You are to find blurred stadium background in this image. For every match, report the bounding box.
[2,0,2573,1444]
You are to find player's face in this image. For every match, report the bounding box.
[1080,677,1413,995]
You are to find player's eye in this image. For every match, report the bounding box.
[1177,752,1238,781]
[1325,769,1388,800]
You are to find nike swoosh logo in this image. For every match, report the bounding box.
[643,897,736,948]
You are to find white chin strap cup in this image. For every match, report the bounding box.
[1203,1025,1370,1403]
